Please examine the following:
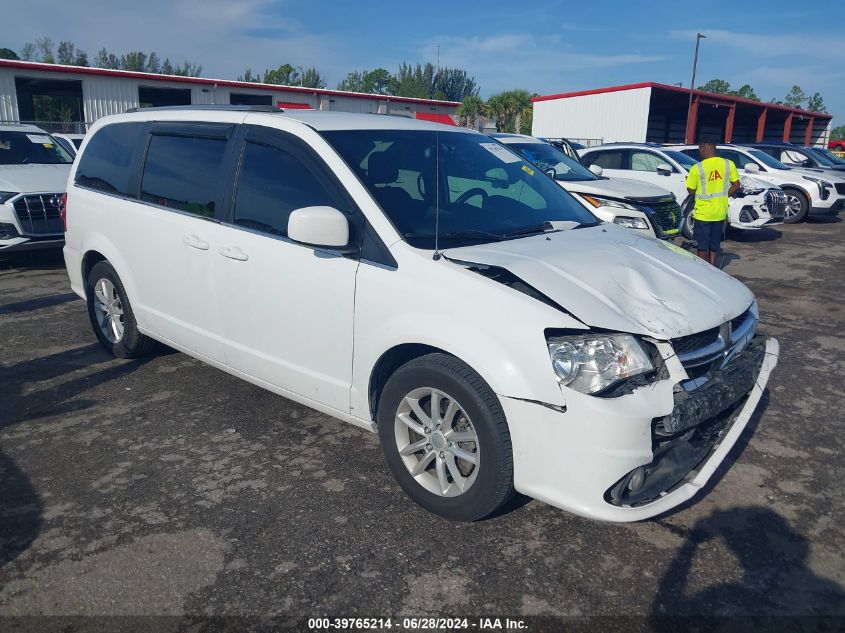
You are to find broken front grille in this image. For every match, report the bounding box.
[633,197,681,234]
[764,190,788,219]
[670,309,756,379]
[11,193,64,237]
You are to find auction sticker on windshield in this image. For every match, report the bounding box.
[479,142,521,163]
[25,134,52,144]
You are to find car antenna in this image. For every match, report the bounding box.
[433,43,442,261]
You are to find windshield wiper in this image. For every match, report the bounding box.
[404,230,505,242]
[503,221,583,238]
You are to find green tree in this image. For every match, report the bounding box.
[237,68,261,82]
[784,85,806,108]
[394,62,435,99]
[35,37,54,63]
[263,63,299,85]
[121,51,148,72]
[20,43,35,61]
[485,92,511,132]
[362,68,395,95]
[57,41,77,65]
[0,47,19,60]
[731,84,759,101]
[300,67,325,89]
[807,92,827,113]
[831,125,845,140]
[433,67,478,102]
[457,94,486,128]
[173,61,202,77]
[337,70,365,92]
[698,78,732,95]
[161,58,174,75]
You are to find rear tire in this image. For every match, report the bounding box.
[782,188,809,223]
[377,353,515,521]
[86,261,158,358]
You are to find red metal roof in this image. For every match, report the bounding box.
[414,112,456,125]
[0,59,461,108]
[532,81,832,119]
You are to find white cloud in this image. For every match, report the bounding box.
[421,33,666,96]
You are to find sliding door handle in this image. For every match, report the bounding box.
[218,246,249,261]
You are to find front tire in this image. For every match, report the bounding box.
[782,189,809,223]
[682,206,695,240]
[377,353,515,521]
[86,261,157,358]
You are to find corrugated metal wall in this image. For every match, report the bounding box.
[0,65,458,125]
[83,76,139,119]
[531,88,651,142]
[0,68,18,121]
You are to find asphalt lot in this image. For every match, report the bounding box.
[1,220,844,629]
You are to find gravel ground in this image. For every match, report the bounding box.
[1,219,843,631]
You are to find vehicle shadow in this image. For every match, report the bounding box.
[0,448,41,569]
[805,215,841,225]
[726,226,782,243]
[0,343,152,430]
[0,248,66,272]
[0,343,152,568]
[649,505,845,625]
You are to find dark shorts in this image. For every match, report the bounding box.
[693,219,725,252]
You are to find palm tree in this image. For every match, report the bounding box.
[485,93,510,132]
[506,89,532,134]
[457,94,486,129]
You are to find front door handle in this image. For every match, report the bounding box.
[218,246,249,261]
[183,235,209,250]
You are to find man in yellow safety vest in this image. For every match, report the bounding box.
[685,139,740,266]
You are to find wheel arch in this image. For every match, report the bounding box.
[368,343,450,422]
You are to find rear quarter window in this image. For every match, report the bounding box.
[75,123,146,196]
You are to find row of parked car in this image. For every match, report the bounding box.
[2,119,842,256]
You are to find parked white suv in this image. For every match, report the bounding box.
[492,134,681,238]
[580,143,787,235]
[1,124,74,253]
[674,144,845,224]
[63,106,779,522]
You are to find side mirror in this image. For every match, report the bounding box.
[589,164,603,177]
[545,167,557,178]
[656,163,672,176]
[484,167,511,188]
[801,158,812,168]
[287,206,350,249]
[744,163,760,174]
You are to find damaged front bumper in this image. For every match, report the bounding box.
[501,336,779,522]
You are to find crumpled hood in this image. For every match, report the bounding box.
[0,164,72,194]
[563,176,673,200]
[443,224,753,339]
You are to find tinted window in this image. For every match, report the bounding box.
[631,150,669,172]
[508,142,598,182]
[75,123,145,196]
[323,129,598,249]
[0,131,74,166]
[663,150,698,170]
[140,134,227,216]
[233,141,342,237]
[586,150,625,170]
[718,149,756,169]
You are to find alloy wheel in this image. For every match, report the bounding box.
[784,194,802,220]
[394,387,480,497]
[92,278,124,343]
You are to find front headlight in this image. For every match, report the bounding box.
[546,333,654,395]
[579,194,638,211]
[613,216,649,230]
[802,175,831,194]
[0,191,18,203]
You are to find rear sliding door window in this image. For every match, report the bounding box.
[233,141,342,237]
[586,150,626,170]
[75,122,146,196]
[141,134,228,217]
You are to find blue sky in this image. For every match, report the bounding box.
[8,0,845,122]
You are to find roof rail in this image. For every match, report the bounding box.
[126,104,286,113]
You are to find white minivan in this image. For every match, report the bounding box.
[63,106,779,522]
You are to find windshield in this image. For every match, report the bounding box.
[662,150,698,170]
[802,147,836,166]
[322,129,599,249]
[507,141,598,182]
[0,131,74,165]
[748,149,789,170]
[817,148,845,165]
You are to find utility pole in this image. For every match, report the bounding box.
[687,33,706,143]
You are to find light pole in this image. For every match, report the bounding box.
[687,33,706,143]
